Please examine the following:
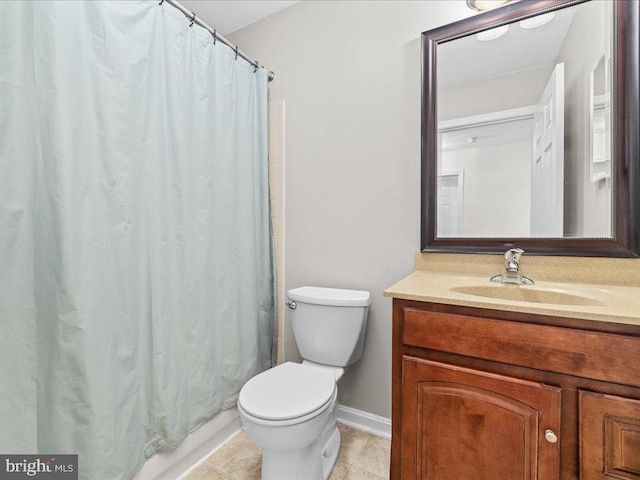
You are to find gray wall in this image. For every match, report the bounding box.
[228,1,473,418]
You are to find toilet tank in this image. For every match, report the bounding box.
[288,286,370,367]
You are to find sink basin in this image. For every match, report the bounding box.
[450,285,605,307]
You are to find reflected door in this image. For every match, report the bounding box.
[531,63,565,237]
[437,172,464,237]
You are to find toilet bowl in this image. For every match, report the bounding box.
[238,286,370,480]
[238,362,340,479]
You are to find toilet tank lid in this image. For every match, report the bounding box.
[288,286,370,307]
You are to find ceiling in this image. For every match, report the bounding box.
[438,6,577,87]
[178,1,299,36]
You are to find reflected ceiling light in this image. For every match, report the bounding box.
[476,25,509,42]
[519,12,556,29]
[466,0,510,12]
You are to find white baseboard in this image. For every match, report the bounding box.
[134,408,242,480]
[337,404,391,440]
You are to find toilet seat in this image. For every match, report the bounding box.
[238,362,336,422]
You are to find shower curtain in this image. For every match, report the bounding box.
[0,1,274,479]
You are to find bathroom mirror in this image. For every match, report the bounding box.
[421,0,640,256]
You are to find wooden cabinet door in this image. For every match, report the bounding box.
[580,390,640,479]
[401,357,562,480]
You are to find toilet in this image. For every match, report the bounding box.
[237,286,370,480]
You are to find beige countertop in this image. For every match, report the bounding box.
[385,253,640,326]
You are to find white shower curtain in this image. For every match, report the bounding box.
[0,2,274,479]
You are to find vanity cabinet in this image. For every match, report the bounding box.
[580,391,640,479]
[402,357,561,479]
[391,299,640,480]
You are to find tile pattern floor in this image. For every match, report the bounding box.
[184,423,390,480]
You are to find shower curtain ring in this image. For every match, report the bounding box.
[234,46,239,60]
[189,12,196,27]
[213,29,217,44]
[158,0,164,5]
[253,61,259,73]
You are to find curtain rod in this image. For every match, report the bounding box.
[162,0,275,82]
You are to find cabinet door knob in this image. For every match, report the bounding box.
[544,429,558,443]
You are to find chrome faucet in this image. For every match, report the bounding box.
[490,248,534,285]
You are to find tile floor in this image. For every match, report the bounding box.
[184,423,390,480]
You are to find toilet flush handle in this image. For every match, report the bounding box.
[286,300,297,309]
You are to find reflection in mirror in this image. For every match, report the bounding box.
[589,55,611,185]
[435,0,612,239]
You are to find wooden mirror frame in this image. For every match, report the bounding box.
[421,0,640,257]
